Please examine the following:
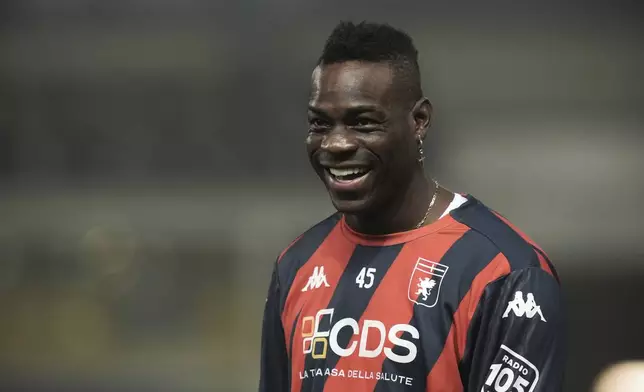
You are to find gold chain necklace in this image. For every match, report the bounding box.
[415,180,440,229]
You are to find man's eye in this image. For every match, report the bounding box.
[353,118,381,128]
[357,118,375,126]
[309,118,330,130]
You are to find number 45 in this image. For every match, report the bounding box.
[356,267,376,289]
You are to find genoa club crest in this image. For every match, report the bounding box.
[407,258,449,308]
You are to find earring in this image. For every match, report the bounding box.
[417,136,425,165]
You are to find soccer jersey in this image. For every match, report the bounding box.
[259,195,564,392]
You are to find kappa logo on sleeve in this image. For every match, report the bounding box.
[502,291,546,322]
[481,345,539,392]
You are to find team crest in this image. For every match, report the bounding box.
[407,258,449,308]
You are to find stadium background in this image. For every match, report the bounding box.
[0,0,642,391]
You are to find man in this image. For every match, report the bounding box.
[259,21,564,392]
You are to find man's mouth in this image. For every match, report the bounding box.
[327,167,371,182]
[323,166,373,192]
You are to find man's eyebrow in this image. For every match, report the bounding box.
[307,105,382,114]
[307,106,326,115]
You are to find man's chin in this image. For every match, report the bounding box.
[329,195,373,215]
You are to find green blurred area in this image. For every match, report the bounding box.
[0,186,332,390]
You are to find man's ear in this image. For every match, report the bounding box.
[411,97,432,141]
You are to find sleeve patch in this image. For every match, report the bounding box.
[481,345,539,392]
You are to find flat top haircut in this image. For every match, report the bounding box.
[317,21,423,105]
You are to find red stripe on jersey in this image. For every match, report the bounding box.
[426,253,511,390]
[283,222,356,392]
[425,327,464,392]
[454,253,511,359]
[323,224,469,391]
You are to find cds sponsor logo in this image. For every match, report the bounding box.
[301,308,419,364]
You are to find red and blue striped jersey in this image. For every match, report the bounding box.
[259,195,564,392]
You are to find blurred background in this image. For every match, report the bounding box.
[0,0,643,391]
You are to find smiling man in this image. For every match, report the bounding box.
[259,21,565,392]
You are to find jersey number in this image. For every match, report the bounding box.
[356,267,376,289]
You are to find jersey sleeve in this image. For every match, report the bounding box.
[258,262,289,392]
[461,267,565,392]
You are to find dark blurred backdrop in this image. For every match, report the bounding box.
[1,1,643,391]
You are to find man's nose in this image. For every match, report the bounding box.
[320,127,358,154]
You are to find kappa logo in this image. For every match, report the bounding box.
[502,291,546,322]
[407,258,449,308]
[302,266,331,292]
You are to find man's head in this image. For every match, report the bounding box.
[306,21,432,215]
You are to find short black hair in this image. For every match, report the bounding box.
[318,21,423,103]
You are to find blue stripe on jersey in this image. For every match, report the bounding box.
[450,197,541,271]
[278,213,341,313]
[289,309,302,386]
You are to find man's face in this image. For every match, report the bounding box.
[306,61,420,215]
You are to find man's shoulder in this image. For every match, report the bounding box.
[449,195,557,278]
[276,212,342,267]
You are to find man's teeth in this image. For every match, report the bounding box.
[329,168,368,177]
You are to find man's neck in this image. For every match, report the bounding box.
[344,172,436,235]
